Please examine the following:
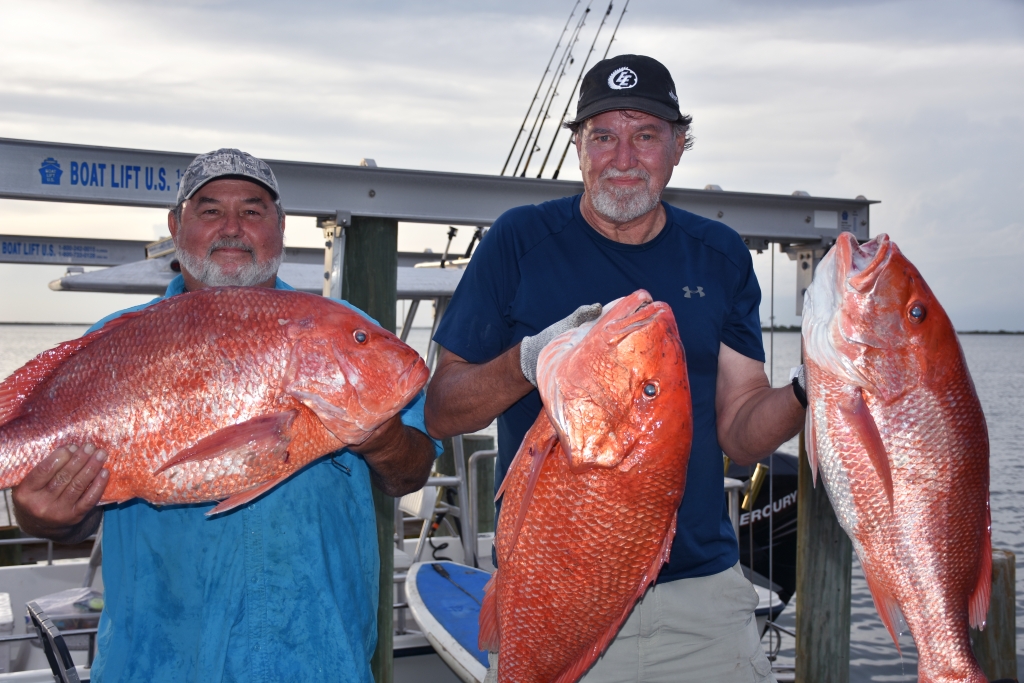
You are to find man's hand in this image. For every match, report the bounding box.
[349,415,436,497]
[426,303,600,440]
[12,444,108,543]
[519,303,602,385]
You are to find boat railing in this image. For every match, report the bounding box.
[465,448,497,568]
[0,534,98,567]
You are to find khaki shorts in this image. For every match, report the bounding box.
[484,562,774,683]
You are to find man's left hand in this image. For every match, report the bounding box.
[348,415,435,497]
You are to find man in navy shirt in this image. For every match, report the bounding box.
[426,56,806,681]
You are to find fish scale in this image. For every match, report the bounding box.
[804,232,990,683]
[478,290,692,683]
[0,287,428,513]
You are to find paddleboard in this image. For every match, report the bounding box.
[406,561,490,683]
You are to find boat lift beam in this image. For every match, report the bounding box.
[1,137,875,247]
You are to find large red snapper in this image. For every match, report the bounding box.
[478,290,692,683]
[803,232,990,682]
[0,287,429,513]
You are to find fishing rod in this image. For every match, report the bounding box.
[537,1,615,178]
[599,0,628,61]
[511,4,590,178]
[551,0,629,179]
[500,1,581,176]
[518,3,592,177]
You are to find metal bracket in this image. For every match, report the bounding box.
[778,239,834,315]
[319,211,351,299]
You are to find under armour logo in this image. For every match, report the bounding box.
[683,286,705,298]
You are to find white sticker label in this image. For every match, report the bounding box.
[814,210,838,230]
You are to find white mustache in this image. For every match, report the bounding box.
[208,239,255,258]
[600,167,651,182]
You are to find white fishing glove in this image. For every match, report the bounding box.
[519,303,602,386]
[790,364,807,408]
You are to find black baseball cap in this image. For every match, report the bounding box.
[568,54,684,125]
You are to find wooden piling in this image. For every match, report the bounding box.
[339,216,399,683]
[795,429,853,683]
[971,548,1017,682]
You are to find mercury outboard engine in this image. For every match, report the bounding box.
[727,452,799,605]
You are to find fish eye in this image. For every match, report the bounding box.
[642,382,659,399]
[908,302,927,324]
[353,330,367,343]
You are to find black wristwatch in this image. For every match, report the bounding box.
[791,377,808,409]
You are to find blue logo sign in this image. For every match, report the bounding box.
[39,158,63,185]
[842,210,849,221]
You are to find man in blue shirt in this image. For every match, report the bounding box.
[426,56,806,682]
[13,149,439,682]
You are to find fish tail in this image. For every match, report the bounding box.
[478,572,500,653]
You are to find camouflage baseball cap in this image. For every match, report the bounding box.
[176,148,280,204]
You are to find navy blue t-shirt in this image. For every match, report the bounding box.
[433,195,764,581]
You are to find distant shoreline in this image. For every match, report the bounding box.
[761,326,1024,335]
[0,322,92,326]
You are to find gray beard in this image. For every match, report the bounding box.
[175,239,282,287]
[588,168,664,223]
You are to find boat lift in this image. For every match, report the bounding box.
[0,136,875,682]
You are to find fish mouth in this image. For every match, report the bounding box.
[394,359,430,401]
[602,290,662,341]
[845,234,891,293]
[803,233,875,389]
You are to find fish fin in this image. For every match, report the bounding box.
[477,571,501,653]
[154,411,297,475]
[805,396,818,487]
[206,471,294,515]
[552,512,676,683]
[494,436,530,503]
[969,504,992,629]
[862,564,906,652]
[0,313,139,427]
[839,388,894,507]
[505,435,557,558]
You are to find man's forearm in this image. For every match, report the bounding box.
[424,346,534,439]
[718,385,805,466]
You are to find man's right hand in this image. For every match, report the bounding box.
[12,444,108,543]
[519,303,602,385]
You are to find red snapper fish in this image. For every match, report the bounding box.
[803,232,990,682]
[478,290,692,683]
[0,287,429,513]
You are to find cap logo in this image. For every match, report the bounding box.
[607,67,638,90]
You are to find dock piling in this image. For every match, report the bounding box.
[334,215,400,683]
[794,429,853,683]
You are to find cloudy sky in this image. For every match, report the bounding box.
[1,0,1022,330]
